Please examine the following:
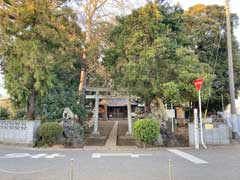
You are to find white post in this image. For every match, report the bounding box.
[194,108,199,149]
[126,95,132,135]
[92,91,99,135]
[171,104,174,133]
[198,90,207,149]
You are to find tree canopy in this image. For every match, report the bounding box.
[186,4,240,112]
[0,0,83,120]
[103,2,214,107]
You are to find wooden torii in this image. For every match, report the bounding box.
[85,87,132,135]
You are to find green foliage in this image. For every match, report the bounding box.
[186,4,240,111]
[0,0,83,120]
[36,88,87,121]
[11,108,27,120]
[133,118,160,144]
[0,107,10,120]
[37,122,63,146]
[161,48,214,104]
[35,45,86,121]
[103,2,213,105]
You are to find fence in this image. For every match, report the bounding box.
[188,122,230,145]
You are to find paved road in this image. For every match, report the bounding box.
[0,145,239,180]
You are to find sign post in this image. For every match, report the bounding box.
[193,78,207,149]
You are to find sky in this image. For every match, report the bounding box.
[0,0,239,97]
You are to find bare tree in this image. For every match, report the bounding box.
[66,0,134,92]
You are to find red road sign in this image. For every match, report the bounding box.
[193,78,204,91]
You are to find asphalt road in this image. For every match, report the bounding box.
[0,145,239,180]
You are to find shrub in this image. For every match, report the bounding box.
[37,122,63,146]
[133,118,160,144]
[0,107,10,120]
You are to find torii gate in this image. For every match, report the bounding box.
[85,87,132,135]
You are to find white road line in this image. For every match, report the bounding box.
[45,154,66,159]
[0,153,66,159]
[167,149,208,164]
[30,154,48,159]
[91,153,152,159]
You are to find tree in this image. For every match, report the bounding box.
[186,4,240,112]
[67,0,134,92]
[36,55,87,121]
[0,0,83,120]
[103,2,213,109]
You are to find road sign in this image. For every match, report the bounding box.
[193,78,207,149]
[193,79,204,91]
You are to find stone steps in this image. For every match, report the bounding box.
[84,121,114,146]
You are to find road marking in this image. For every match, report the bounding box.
[0,153,65,159]
[30,154,47,159]
[92,153,152,159]
[167,149,208,164]
[45,154,66,159]
[0,165,59,174]
[4,153,31,158]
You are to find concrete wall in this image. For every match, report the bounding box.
[0,120,41,145]
[189,123,230,145]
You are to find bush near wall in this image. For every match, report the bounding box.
[37,122,63,146]
[133,118,160,145]
[0,107,10,120]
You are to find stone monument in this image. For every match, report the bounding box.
[59,108,84,148]
[150,97,168,125]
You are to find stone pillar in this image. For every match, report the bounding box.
[104,104,108,121]
[126,95,132,135]
[92,91,100,135]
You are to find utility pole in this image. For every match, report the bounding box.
[225,0,238,138]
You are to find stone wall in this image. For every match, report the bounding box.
[0,120,41,146]
[188,123,230,145]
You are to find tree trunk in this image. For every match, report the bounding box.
[27,90,36,120]
[79,30,89,95]
[79,67,86,93]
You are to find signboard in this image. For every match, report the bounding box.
[176,107,184,119]
[167,109,175,118]
[193,78,204,91]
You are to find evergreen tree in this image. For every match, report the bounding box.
[103,2,213,108]
[186,4,240,112]
[0,0,83,120]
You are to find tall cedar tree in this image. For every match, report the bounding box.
[0,0,83,120]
